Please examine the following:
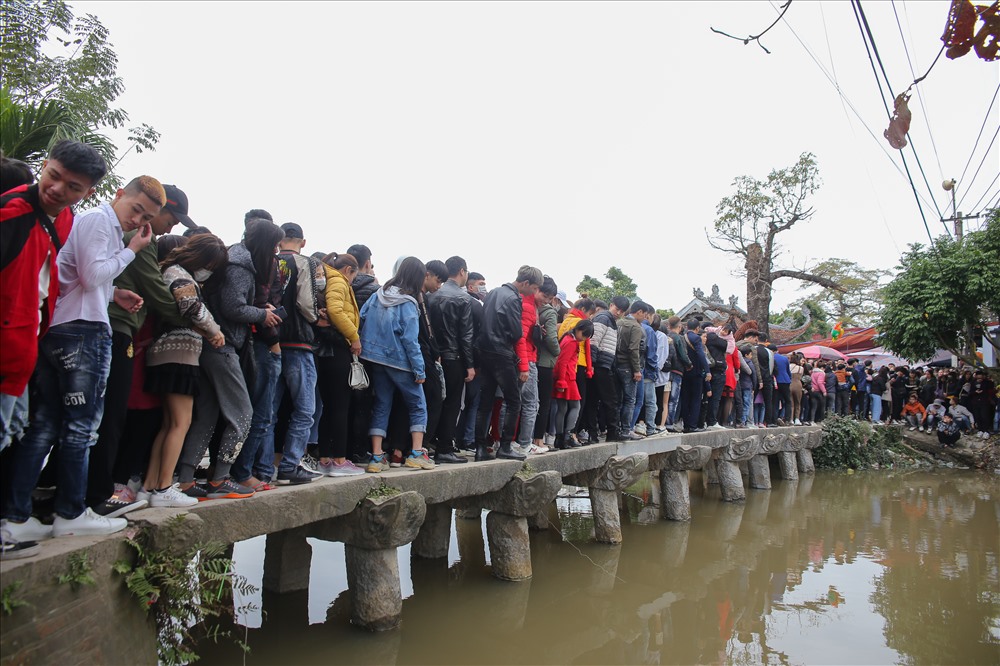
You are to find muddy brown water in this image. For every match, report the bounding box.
[200,470,999,665]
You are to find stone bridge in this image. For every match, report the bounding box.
[0,426,822,664]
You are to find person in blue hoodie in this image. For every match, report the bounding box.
[630,302,659,435]
[358,257,435,472]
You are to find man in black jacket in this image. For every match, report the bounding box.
[427,256,475,464]
[473,265,543,461]
[680,319,711,432]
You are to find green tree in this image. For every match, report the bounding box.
[876,209,999,373]
[0,0,159,198]
[576,266,639,305]
[769,298,830,343]
[795,258,889,326]
[707,152,843,335]
[655,308,675,321]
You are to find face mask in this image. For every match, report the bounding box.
[193,269,213,282]
[477,285,487,295]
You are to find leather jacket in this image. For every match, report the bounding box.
[475,283,522,359]
[427,279,475,369]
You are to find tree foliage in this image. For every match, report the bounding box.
[0,0,159,199]
[708,152,843,334]
[576,266,640,305]
[876,209,1000,371]
[795,258,889,326]
[770,298,830,343]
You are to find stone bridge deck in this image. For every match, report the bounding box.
[0,426,822,665]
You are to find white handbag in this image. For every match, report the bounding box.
[349,354,369,390]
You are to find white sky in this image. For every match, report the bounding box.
[79,0,999,315]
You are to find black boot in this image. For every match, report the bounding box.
[553,433,566,450]
[474,442,495,462]
[497,441,527,461]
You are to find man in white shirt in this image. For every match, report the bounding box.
[3,176,164,540]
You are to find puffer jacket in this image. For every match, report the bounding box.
[476,283,522,359]
[557,307,593,375]
[553,332,582,401]
[359,286,424,379]
[203,243,269,353]
[514,293,538,372]
[316,264,360,356]
[352,272,379,309]
[591,310,618,370]
[426,278,475,369]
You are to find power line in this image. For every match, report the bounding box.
[955,83,1000,196]
[820,0,899,254]
[965,172,1000,213]
[957,125,999,210]
[893,0,944,181]
[852,0,942,243]
[768,1,943,219]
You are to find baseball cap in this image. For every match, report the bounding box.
[281,222,304,239]
[555,290,572,308]
[162,185,195,229]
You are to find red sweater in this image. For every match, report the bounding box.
[0,185,74,395]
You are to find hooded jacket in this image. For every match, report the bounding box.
[535,302,561,369]
[316,264,360,356]
[359,286,425,379]
[203,242,270,353]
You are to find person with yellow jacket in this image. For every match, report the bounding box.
[315,252,365,476]
[557,296,595,442]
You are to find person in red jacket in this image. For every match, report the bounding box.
[0,141,107,453]
[552,320,594,449]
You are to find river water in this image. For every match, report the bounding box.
[201,470,999,665]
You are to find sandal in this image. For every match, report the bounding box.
[241,477,273,492]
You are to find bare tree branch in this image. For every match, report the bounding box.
[770,269,846,292]
[710,1,793,55]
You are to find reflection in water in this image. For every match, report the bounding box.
[202,471,999,665]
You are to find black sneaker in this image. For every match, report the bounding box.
[92,497,148,518]
[276,466,318,485]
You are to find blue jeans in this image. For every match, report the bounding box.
[615,366,639,433]
[3,321,111,521]
[274,349,316,474]
[870,396,883,423]
[369,364,427,437]
[754,402,765,425]
[0,388,29,452]
[639,378,657,426]
[741,388,754,425]
[631,376,645,427]
[667,373,682,425]
[231,341,282,483]
[458,373,482,446]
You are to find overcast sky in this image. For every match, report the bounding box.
[79,0,998,315]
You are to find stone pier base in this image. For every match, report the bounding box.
[486,512,532,581]
[652,445,712,521]
[412,503,452,560]
[747,455,771,490]
[262,526,312,593]
[778,452,799,480]
[345,545,402,630]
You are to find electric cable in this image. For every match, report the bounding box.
[852,0,942,243]
[965,172,1000,214]
[893,0,944,180]
[955,83,1000,197]
[769,1,942,217]
[957,125,999,210]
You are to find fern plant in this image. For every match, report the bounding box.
[114,516,258,665]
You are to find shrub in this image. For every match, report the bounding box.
[813,415,895,470]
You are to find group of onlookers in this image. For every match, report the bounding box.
[1,142,998,563]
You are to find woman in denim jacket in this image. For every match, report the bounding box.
[359,257,435,472]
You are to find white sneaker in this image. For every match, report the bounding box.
[149,486,199,508]
[909,426,917,431]
[528,444,550,454]
[52,508,127,537]
[709,423,727,431]
[794,419,802,426]
[918,426,924,432]
[1,516,52,542]
[633,423,647,436]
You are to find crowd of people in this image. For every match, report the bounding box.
[1,142,998,562]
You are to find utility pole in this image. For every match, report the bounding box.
[941,178,981,240]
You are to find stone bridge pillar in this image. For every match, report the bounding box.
[778,433,804,481]
[262,525,312,594]
[797,431,820,475]
[747,434,781,490]
[716,436,760,502]
[454,470,562,581]
[650,445,712,521]
[412,503,453,560]
[309,490,426,631]
[567,453,649,544]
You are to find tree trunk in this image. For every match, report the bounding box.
[745,243,772,335]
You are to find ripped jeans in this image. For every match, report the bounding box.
[3,321,112,521]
